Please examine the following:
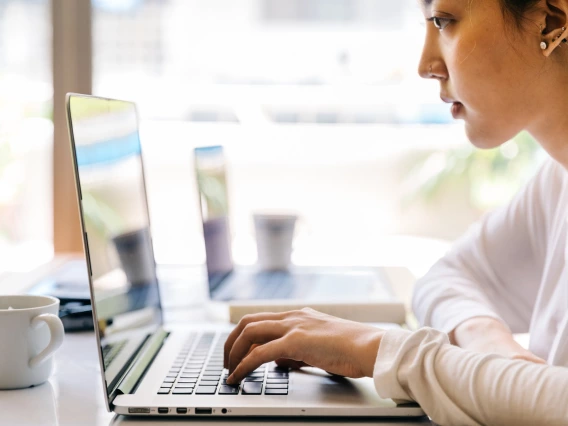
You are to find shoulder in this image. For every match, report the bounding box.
[535,158,567,186]
[520,158,568,202]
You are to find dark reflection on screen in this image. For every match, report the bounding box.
[194,146,234,292]
[68,96,162,395]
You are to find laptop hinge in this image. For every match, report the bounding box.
[110,328,169,402]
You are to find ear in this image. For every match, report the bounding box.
[539,0,568,56]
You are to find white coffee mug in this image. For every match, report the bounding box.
[0,295,64,390]
[253,213,298,271]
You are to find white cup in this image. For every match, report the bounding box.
[0,295,65,390]
[253,213,298,271]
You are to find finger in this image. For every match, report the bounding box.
[275,358,310,369]
[227,337,292,385]
[228,320,288,373]
[224,312,287,368]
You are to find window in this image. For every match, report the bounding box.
[92,0,543,268]
[0,0,53,272]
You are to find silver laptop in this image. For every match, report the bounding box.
[193,145,398,304]
[65,93,424,418]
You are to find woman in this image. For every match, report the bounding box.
[223,0,568,424]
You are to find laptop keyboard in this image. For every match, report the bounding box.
[158,333,289,396]
[253,272,298,299]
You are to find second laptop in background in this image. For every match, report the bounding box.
[193,146,405,323]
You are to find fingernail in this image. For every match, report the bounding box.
[226,375,234,385]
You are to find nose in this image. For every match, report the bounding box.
[417,31,447,81]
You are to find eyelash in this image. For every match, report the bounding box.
[427,16,452,31]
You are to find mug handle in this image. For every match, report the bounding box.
[29,314,65,369]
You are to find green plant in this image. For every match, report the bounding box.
[401,131,544,212]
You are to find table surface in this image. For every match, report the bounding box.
[0,252,442,426]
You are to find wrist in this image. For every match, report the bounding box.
[451,317,533,357]
[451,316,512,348]
[357,328,385,378]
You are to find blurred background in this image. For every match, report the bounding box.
[0,0,547,276]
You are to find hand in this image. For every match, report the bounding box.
[223,308,384,385]
[450,317,546,364]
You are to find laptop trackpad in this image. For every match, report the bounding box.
[290,367,397,408]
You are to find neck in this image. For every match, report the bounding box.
[527,61,568,169]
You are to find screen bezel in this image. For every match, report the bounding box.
[65,93,164,410]
[193,145,235,294]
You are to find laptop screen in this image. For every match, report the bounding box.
[194,146,235,293]
[67,95,163,398]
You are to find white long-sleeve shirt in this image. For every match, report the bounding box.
[412,158,568,364]
[371,158,568,424]
[373,328,568,425]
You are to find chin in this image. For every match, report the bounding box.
[464,122,512,150]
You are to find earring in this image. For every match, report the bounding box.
[541,41,547,49]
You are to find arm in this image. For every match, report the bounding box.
[223,309,567,425]
[449,316,545,363]
[374,328,568,426]
[223,309,566,425]
[413,161,561,351]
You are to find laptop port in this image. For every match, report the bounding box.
[128,407,150,414]
[176,407,188,414]
[158,407,169,414]
[195,407,213,415]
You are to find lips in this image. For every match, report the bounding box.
[440,95,457,104]
[440,94,464,118]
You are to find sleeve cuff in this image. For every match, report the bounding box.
[373,329,415,402]
[373,328,450,402]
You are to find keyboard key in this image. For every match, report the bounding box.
[204,369,223,375]
[218,385,240,395]
[181,373,200,378]
[158,388,171,394]
[265,388,288,395]
[269,365,288,372]
[266,379,288,384]
[178,378,198,384]
[202,375,221,381]
[245,377,264,382]
[195,386,217,395]
[172,389,193,394]
[242,382,263,395]
[199,380,219,386]
[266,383,288,389]
[247,372,265,377]
[161,382,174,388]
[268,372,288,379]
[163,378,175,383]
[175,383,195,388]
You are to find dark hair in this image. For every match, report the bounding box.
[500,0,541,30]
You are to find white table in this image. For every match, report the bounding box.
[0,247,445,426]
[0,308,434,426]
